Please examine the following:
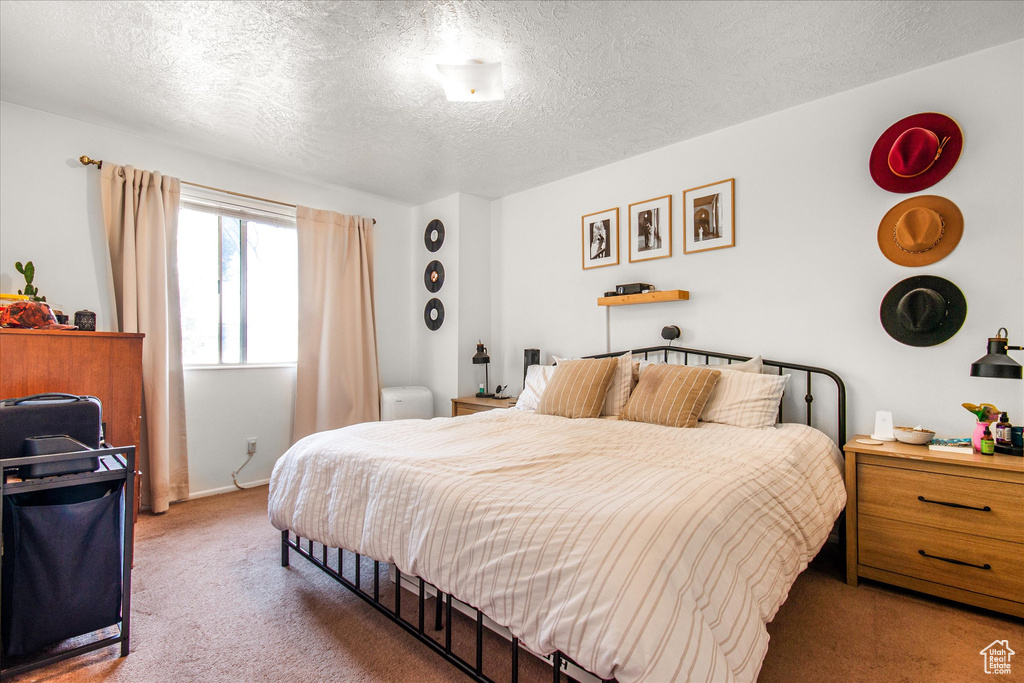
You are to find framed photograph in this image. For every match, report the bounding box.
[581,207,619,270]
[628,194,672,262]
[683,178,735,254]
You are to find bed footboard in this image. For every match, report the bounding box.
[281,530,608,683]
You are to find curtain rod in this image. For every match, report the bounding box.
[79,156,375,224]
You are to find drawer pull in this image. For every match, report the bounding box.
[917,495,991,512]
[918,549,991,570]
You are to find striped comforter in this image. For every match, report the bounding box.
[268,410,846,682]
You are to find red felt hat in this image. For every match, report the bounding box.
[869,113,963,193]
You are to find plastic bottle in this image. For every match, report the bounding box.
[980,426,996,455]
[994,413,1012,446]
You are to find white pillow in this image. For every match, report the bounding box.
[638,354,762,379]
[702,355,763,374]
[554,352,634,417]
[515,364,558,411]
[700,368,790,428]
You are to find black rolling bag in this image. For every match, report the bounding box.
[0,394,102,478]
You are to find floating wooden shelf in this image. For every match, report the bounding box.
[598,289,690,306]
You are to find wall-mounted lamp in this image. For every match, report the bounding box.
[473,340,494,397]
[661,325,681,341]
[970,328,1023,379]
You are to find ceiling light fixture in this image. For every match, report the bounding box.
[436,60,504,102]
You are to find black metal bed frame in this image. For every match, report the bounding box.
[281,533,603,683]
[279,345,847,683]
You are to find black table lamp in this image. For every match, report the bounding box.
[970,328,1023,379]
[473,341,493,397]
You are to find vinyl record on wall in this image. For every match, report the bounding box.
[424,260,445,293]
[424,298,445,331]
[425,219,445,252]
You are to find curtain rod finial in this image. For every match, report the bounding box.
[79,155,102,168]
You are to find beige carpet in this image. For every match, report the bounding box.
[9,486,1022,683]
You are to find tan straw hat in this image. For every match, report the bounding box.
[877,195,963,267]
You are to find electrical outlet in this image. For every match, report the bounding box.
[247,438,257,455]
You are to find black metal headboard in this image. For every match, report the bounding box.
[576,345,847,446]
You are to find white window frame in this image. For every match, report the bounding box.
[179,185,297,367]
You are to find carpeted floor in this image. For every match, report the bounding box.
[9,486,1022,682]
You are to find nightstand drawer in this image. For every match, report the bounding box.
[451,397,516,417]
[858,463,1024,543]
[455,403,495,416]
[859,515,1024,603]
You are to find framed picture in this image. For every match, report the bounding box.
[628,194,672,262]
[683,178,735,254]
[581,207,619,270]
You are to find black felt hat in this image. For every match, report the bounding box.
[880,275,967,347]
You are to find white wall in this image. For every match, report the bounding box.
[183,366,295,497]
[0,102,416,497]
[412,194,461,416]
[491,41,1024,439]
[457,194,493,398]
[406,192,494,415]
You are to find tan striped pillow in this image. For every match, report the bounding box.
[536,358,618,419]
[601,351,633,417]
[700,369,790,428]
[622,364,721,428]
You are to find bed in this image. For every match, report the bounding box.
[268,346,848,683]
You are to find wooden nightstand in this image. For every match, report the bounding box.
[844,436,1024,617]
[451,396,517,417]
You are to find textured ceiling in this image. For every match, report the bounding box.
[1,1,1021,204]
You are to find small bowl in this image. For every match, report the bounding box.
[893,426,936,445]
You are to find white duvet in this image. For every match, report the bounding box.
[269,410,846,682]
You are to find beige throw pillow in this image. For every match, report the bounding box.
[601,351,633,417]
[623,365,721,428]
[536,358,618,419]
[637,354,762,380]
[700,369,790,428]
[697,355,763,374]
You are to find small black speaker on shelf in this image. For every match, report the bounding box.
[524,348,540,382]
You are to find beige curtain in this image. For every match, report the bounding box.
[293,206,379,442]
[101,164,189,513]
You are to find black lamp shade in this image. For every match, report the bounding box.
[970,336,1023,379]
[472,342,490,365]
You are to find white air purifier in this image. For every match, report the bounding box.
[380,386,433,421]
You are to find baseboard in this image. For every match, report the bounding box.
[188,478,270,499]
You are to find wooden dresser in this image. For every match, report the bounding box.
[844,436,1024,617]
[451,395,517,417]
[0,329,144,516]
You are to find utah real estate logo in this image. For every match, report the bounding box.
[980,640,1015,675]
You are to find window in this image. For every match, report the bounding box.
[177,190,298,365]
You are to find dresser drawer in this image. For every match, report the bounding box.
[858,463,1024,543]
[859,515,1024,603]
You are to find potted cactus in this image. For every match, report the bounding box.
[15,261,45,302]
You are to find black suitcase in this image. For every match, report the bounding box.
[0,394,102,478]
